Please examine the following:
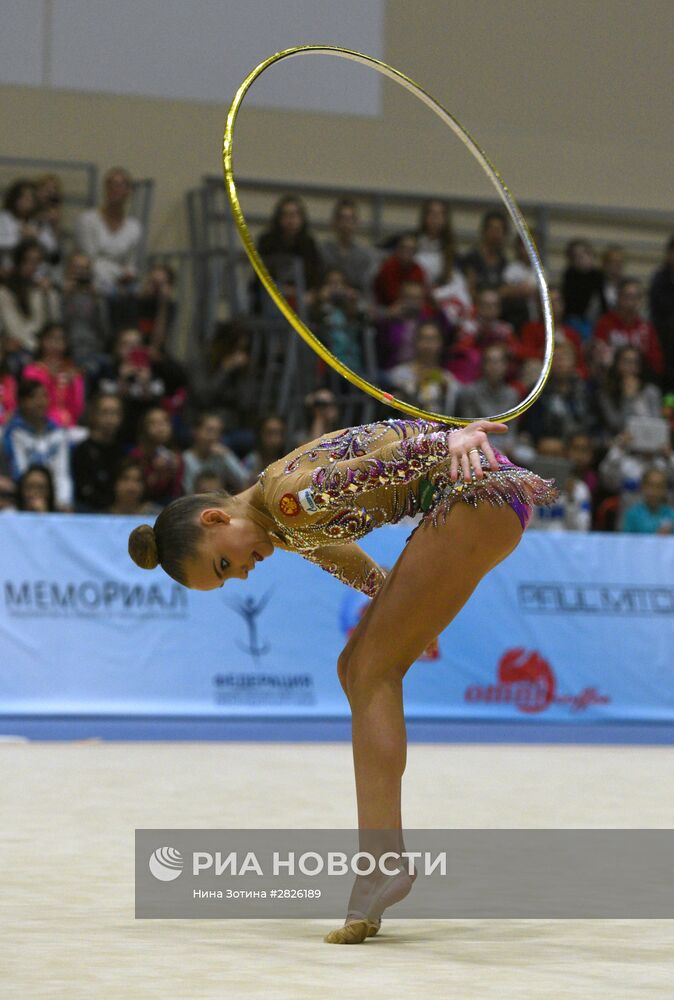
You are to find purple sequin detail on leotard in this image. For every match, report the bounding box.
[487,447,532,529]
[509,495,532,530]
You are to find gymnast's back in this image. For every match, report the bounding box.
[258,417,450,546]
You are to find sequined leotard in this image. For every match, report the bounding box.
[258,417,559,598]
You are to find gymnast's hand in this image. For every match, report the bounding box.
[448,420,508,482]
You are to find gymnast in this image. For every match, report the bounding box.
[128,415,558,943]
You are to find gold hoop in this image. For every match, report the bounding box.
[223,44,554,425]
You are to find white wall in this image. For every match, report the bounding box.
[0,0,384,114]
[0,0,671,250]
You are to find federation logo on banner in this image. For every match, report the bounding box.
[464,647,611,714]
[214,586,316,707]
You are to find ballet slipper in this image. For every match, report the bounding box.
[324,917,370,944]
[323,868,417,944]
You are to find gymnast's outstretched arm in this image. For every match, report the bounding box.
[298,541,387,598]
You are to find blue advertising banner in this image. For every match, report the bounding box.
[0,513,672,721]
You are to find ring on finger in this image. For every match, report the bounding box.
[468,447,483,478]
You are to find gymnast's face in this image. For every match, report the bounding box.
[184,507,274,591]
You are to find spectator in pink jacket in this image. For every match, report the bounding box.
[23,322,85,428]
[446,288,518,384]
[0,335,18,426]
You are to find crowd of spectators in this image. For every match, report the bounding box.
[0,175,673,537]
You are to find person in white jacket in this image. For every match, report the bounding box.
[74,167,142,295]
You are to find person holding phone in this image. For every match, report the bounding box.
[97,327,165,446]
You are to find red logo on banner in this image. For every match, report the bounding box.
[498,648,555,713]
[465,647,610,714]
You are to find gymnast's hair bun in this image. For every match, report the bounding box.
[128,523,158,570]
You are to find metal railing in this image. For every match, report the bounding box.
[199,174,674,294]
[0,155,98,205]
[183,173,674,433]
[7,158,669,433]
[128,179,155,274]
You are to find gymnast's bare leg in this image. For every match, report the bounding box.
[326,500,523,943]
